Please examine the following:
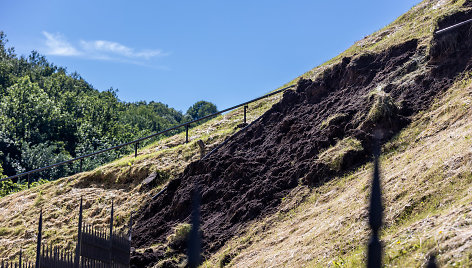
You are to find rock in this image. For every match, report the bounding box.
[197,140,205,159]
[142,172,158,189]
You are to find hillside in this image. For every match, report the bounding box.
[203,67,472,267]
[132,0,472,266]
[0,86,284,261]
[2,0,472,267]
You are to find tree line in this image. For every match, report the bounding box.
[0,31,217,189]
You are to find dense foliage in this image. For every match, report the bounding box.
[186,101,218,121]
[0,32,217,183]
[0,163,5,179]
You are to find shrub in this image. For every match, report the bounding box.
[366,87,398,123]
[167,223,192,250]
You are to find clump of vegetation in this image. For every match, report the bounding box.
[0,227,10,236]
[167,223,192,250]
[0,180,25,198]
[34,190,45,207]
[366,86,399,123]
[153,254,187,268]
[218,249,237,268]
[318,137,363,172]
[320,113,349,129]
[0,176,49,197]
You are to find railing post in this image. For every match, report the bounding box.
[27,175,31,189]
[244,105,248,124]
[109,200,114,268]
[186,125,189,143]
[187,184,201,268]
[18,249,22,268]
[367,138,383,268]
[128,212,133,241]
[134,142,138,158]
[74,197,83,268]
[80,159,83,173]
[35,210,42,268]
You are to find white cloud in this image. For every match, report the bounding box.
[42,31,167,63]
[79,40,165,59]
[42,31,81,56]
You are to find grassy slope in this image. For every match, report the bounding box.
[0,92,284,261]
[202,73,472,267]
[1,0,471,266]
[200,1,472,267]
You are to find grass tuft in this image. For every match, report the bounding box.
[366,86,398,123]
[167,223,192,250]
[318,137,363,171]
[320,113,349,130]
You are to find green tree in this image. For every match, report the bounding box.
[0,161,5,179]
[0,32,218,186]
[186,101,218,121]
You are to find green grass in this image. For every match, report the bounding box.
[0,227,10,236]
[167,223,192,249]
[320,113,349,130]
[318,137,363,172]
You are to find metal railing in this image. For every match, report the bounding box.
[1,85,295,185]
[435,17,472,35]
[1,198,132,268]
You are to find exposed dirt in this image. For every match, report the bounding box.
[131,12,472,267]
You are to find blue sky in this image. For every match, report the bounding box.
[1,0,420,112]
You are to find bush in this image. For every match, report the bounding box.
[166,223,191,250]
[0,177,49,198]
[366,88,398,123]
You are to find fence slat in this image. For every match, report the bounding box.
[35,211,42,268]
[18,251,21,268]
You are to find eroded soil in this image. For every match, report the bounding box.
[131,12,472,267]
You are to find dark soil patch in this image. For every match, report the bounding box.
[131,11,472,267]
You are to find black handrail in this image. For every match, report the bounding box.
[435,18,472,35]
[1,85,295,183]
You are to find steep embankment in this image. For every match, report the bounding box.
[0,94,283,261]
[132,1,472,266]
[2,0,472,267]
[204,74,472,267]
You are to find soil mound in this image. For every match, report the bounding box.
[131,12,472,266]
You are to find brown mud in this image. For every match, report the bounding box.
[131,12,472,267]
